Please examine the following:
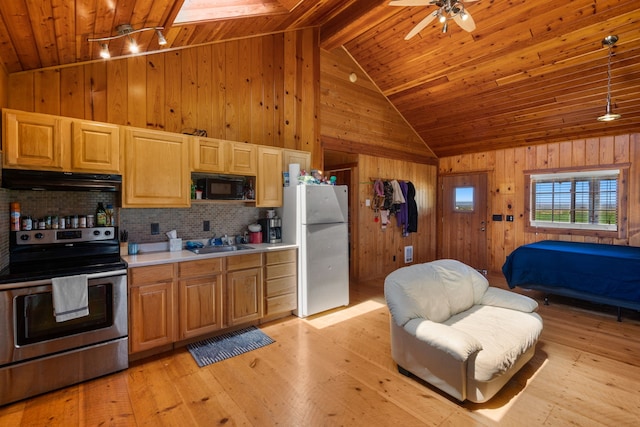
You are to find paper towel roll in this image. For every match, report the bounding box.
[289,163,300,181]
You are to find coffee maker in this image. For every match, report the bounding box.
[258,217,282,243]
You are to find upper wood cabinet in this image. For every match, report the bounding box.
[2,109,121,173]
[256,146,283,207]
[3,109,67,170]
[283,149,311,174]
[71,120,121,173]
[124,127,191,208]
[192,137,256,175]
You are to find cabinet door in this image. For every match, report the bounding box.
[71,120,121,173]
[124,128,190,207]
[227,267,263,325]
[256,146,283,207]
[179,275,224,339]
[192,137,227,173]
[283,149,311,174]
[3,109,66,170]
[228,142,257,175]
[129,281,176,353]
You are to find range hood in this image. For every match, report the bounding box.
[2,169,122,192]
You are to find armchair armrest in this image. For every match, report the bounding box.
[481,287,538,312]
[404,318,482,362]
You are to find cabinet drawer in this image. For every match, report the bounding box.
[129,264,174,286]
[178,258,223,278]
[265,263,296,280]
[265,249,296,265]
[226,253,262,271]
[266,293,297,315]
[265,276,296,297]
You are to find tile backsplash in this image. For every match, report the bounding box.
[1,189,270,268]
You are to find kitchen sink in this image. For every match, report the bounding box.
[188,244,254,254]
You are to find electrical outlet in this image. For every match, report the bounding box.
[203,220,210,231]
[151,223,160,235]
[506,215,514,222]
[404,246,413,264]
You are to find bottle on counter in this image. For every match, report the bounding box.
[96,202,107,226]
[106,204,114,226]
[21,215,32,231]
[10,202,20,231]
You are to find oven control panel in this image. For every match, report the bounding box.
[14,227,116,245]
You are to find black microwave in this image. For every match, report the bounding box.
[197,177,246,200]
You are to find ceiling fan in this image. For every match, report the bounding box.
[390,0,478,40]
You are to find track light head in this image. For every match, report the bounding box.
[99,43,110,59]
[156,29,167,46]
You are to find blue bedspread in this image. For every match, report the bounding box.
[502,240,640,308]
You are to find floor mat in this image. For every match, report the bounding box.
[187,326,275,367]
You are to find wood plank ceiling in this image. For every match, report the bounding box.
[0,0,638,157]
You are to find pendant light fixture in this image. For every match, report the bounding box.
[88,24,167,58]
[597,35,621,122]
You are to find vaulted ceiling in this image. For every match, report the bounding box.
[0,0,638,157]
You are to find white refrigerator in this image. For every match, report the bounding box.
[280,184,349,317]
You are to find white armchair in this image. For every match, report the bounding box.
[384,259,543,403]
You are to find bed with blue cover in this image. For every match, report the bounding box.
[502,240,640,318]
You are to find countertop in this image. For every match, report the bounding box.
[123,242,298,268]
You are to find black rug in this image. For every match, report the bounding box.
[187,326,275,367]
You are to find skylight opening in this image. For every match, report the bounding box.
[174,0,294,25]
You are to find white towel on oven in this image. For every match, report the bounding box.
[52,275,89,322]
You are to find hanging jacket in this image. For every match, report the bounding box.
[396,181,409,235]
[407,181,418,232]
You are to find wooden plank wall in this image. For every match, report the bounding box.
[439,133,640,273]
[319,47,438,281]
[6,28,320,162]
[354,154,437,281]
[0,65,7,107]
[319,47,436,164]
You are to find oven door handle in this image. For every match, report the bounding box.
[0,269,127,291]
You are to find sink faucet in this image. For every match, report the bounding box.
[223,234,229,245]
[208,234,216,246]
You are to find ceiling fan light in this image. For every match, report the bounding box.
[461,11,468,21]
[439,14,446,24]
[99,43,110,59]
[442,21,448,33]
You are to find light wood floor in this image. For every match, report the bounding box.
[1,273,640,426]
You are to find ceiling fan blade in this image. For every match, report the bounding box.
[405,11,439,40]
[453,10,476,32]
[389,0,435,6]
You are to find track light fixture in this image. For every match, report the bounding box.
[597,35,621,122]
[88,24,167,58]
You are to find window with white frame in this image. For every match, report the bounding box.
[527,168,624,233]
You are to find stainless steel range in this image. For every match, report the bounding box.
[0,226,128,406]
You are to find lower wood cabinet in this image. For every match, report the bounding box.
[264,249,297,316]
[178,258,224,339]
[128,264,177,354]
[227,253,263,326]
[129,251,281,355]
